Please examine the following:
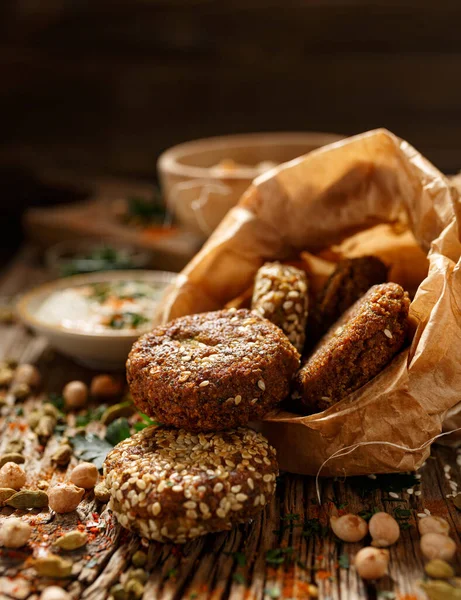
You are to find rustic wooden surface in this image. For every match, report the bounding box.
[0,247,460,600]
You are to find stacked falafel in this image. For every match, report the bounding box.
[104,256,410,543]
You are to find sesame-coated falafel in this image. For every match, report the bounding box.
[294,282,410,414]
[126,309,300,432]
[103,426,278,543]
[251,262,309,353]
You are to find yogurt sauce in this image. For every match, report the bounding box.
[37,280,165,333]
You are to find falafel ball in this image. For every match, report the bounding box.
[127,309,300,432]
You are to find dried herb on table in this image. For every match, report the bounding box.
[70,433,113,471]
[105,418,131,446]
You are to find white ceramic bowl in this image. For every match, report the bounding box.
[16,270,177,370]
[158,131,344,237]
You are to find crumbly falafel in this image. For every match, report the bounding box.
[127,309,300,432]
[103,426,278,543]
[294,282,410,413]
[309,256,388,344]
[251,262,309,353]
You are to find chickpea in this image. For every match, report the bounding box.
[330,513,368,542]
[0,517,31,548]
[40,586,71,600]
[14,363,41,388]
[354,547,389,580]
[90,374,121,398]
[63,380,88,409]
[94,482,111,503]
[369,512,400,547]
[420,532,457,561]
[70,462,98,489]
[48,483,85,514]
[0,461,26,490]
[418,515,450,537]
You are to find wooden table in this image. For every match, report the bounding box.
[0,248,460,600]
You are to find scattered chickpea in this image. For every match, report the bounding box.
[94,481,111,503]
[420,532,457,561]
[90,374,121,398]
[354,547,389,580]
[330,513,368,542]
[14,363,41,388]
[369,512,400,547]
[418,515,450,537]
[0,461,26,490]
[70,462,98,489]
[48,483,85,514]
[0,517,31,548]
[40,587,71,600]
[63,380,88,409]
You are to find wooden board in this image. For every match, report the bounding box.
[23,170,201,273]
[0,248,460,600]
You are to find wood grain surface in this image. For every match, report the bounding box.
[0,248,460,600]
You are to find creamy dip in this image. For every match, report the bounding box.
[37,280,165,333]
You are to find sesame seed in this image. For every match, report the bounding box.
[136,479,146,490]
[417,513,427,518]
[199,380,210,388]
[152,502,161,516]
[184,501,197,509]
[258,379,266,391]
[253,496,260,506]
[251,398,258,404]
[172,485,184,492]
[444,464,451,472]
[384,329,393,339]
[367,474,377,480]
[236,493,248,502]
[231,503,243,511]
[199,502,209,514]
[216,508,226,518]
[247,478,254,490]
[234,395,242,405]
[414,490,422,496]
[231,485,241,493]
[424,508,431,515]
[263,474,272,482]
[407,488,414,495]
[389,492,399,499]
[213,483,224,493]
[186,509,198,519]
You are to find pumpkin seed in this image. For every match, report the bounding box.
[131,550,147,568]
[0,368,14,387]
[42,403,60,418]
[6,490,49,509]
[125,579,144,600]
[111,583,127,600]
[101,401,135,425]
[33,554,72,578]
[420,580,461,600]
[0,453,25,468]
[11,383,30,400]
[52,445,73,467]
[35,415,57,440]
[5,439,24,453]
[0,487,16,505]
[28,410,42,429]
[425,559,455,579]
[94,482,110,503]
[130,569,148,584]
[55,530,88,551]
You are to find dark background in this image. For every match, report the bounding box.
[1,0,461,258]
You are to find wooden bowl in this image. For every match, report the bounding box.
[158,132,344,237]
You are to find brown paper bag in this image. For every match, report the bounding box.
[154,129,461,476]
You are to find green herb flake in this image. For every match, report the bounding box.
[232,573,246,585]
[69,433,113,471]
[338,554,350,569]
[48,392,65,411]
[105,417,131,446]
